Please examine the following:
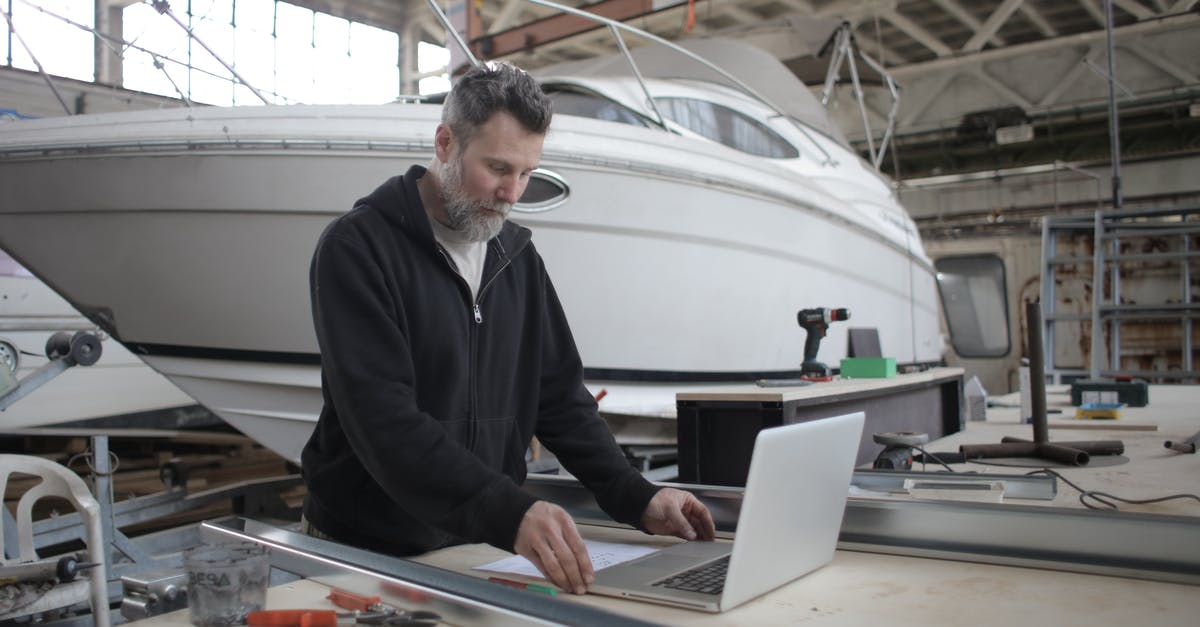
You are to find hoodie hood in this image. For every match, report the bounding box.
[356,165,532,260]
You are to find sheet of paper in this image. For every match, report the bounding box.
[473,540,659,579]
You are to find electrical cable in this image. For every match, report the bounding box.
[910,444,957,472]
[66,449,120,477]
[1026,468,1200,511]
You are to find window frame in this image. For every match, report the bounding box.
[652,96,799,159]
[935,254,1013,359]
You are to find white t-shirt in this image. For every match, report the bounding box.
[428,217,487,300]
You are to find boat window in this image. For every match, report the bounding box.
[653,97,799,159]
[515,169,570,213]
[546,91,650,128]
[935,255,1011,358]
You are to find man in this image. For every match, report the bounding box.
[301,62,714,595]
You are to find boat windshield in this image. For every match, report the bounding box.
[654,97,799,159]
[534,38,849,148]
[545,88,651,128]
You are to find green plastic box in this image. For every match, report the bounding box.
[840,357,897,378]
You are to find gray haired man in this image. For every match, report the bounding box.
[301,62,714,595]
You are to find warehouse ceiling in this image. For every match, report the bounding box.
[281,1,1200,179]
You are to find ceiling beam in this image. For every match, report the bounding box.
[1168,1,1198,13]
[719,4,764,25]
[488,0,527,34]
[854,30,910,66]
[415,17,443,44]
[889,12,1198,78]
[1076,0,1107,26]
[882,9,953,57]
[819,0,900,21]
[1113,0,1156,20]
[1037,45,1102,107]
[930,0,1006,47]
[467,0,686,60]
[971,66,1035,110]
[899,71,957,127]
[1125,40,1199,84]
[962,0,1024,53]
[778,0,817,11]
[1019,4,1058,37]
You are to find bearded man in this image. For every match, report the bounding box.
[300,62,713,595]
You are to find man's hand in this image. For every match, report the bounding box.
[513,501,594,595]
[642,488,716,541]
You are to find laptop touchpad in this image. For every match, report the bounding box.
[629,554,705,577]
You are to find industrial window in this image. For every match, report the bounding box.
[653,97,798,159]
[935,255,1011,358]
[546,90,651,128]
[120,0,400,106]
[1,0,93,81]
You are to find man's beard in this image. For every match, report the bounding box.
[438,154,511,242]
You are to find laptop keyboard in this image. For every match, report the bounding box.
[652,555,729,595]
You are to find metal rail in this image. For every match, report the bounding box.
[522,475,1200,585]
[201,517,659,627]
[851,469,1057,500]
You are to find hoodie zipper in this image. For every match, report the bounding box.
[435,241,512,453]
[466,250,511,451]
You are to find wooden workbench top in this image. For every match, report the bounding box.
[132,382,1200,626]
[675,367,964,402]
[408,524,1198,626]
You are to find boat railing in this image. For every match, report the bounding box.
[820,22,901,172]
[9,0,884,171]
[426,0,840,167]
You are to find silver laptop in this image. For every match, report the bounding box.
[590,412,864,612]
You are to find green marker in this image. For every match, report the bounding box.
[488,576,558,595]
[524,583,558,596]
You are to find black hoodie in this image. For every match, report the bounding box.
[301,165,659,556]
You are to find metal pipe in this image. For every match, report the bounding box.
[155,2,270,105]
[1092,209,1105,379]
[1184,233,1194,378]
[1103,0,1123,209]
[1041,216,1056,382]
[958,441,1089,466]
[425,0,480,69]
[1164,430,1199,454]
[0,5,71,115]
[608,24,666,129]
[1111,229,1122,372]
[1027,301,1049,444]
[844,36,877,167]
[1001,436,1125,456]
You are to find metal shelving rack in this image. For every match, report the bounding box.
[1041,207,1200,383]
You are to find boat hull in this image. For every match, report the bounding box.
[0,105,941,461]
[0,278,197,428]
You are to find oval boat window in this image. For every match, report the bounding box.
[514,169,570,213]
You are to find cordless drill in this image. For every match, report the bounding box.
[797,307,849,381]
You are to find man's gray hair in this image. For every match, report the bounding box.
[442,62,552,147]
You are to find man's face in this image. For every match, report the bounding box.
[437,112,545,242]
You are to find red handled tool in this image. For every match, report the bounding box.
[246,610,339,627]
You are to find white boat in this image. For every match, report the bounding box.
[0,250,198,429]
[0,31,940,461]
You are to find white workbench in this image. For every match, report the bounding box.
[134,383,1200,625]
